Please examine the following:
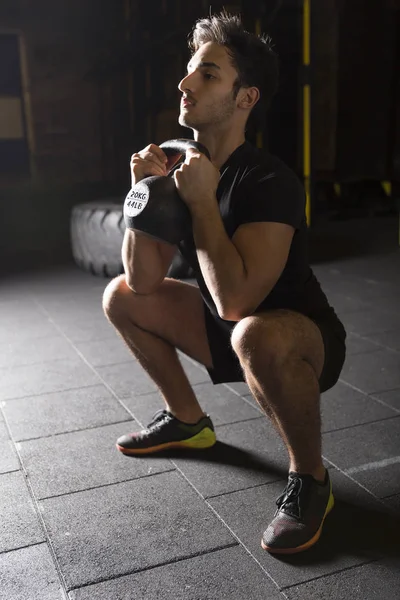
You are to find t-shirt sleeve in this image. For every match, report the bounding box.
[233,171,306,230]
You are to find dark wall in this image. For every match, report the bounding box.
[0,0,123,272]
[335,0,397,181]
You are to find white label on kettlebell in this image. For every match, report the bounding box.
[124,187,149,217]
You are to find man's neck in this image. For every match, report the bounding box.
[193,130,246,170]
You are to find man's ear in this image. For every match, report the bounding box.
[237,86,260,110]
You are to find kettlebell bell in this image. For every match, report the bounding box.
[123,139,211,245]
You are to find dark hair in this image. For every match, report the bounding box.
[188,12,279,131]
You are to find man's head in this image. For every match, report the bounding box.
[178,12,279,135]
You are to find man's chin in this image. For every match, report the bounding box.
[178,114,195,128]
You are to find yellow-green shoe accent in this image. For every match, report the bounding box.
[262,470,334,554]
[116,410,216,455]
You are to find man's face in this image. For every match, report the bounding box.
[178,42,240,131]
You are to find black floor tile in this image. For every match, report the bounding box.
[0,335,78,369]
[0,296,38,314]
[171,418,288,498]
[0,314,58,344]
[36,296,105,324]
[0,421,19,474]
[96,357,209,398]
[209,469,399,589]
[315,269,398,305]
[0,472,45,552]
[285,558,400,599]
[33,283,105,299]
[340,349,400,393]
[74,337,134,367]
[122,382,260,429]
[56,317,119,344]
[321,381,396,433]
[222,381,251,396]
[340,310,400,337]
[364,329,400,352]
[371,388,400,411]
[0,358,101,401]
[177,355,212,386]
[344,333,381,356]
[19,422,174,499]
[40,471,235,590]
[0,543,64,600]
[2,385,130,441]
[323,290,373,314]
[322,417,400,497]
[383,493,400,516]
[26,268,107,295]
[95,361,159,396]
[69,545,282,600]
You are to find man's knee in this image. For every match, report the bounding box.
[231,315,291,372]
[102,274,131,322]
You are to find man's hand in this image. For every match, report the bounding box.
[173,148,220,214]
[130,144,170,186]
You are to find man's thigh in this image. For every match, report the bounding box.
[258,309,326,379]
[232,309,345,392]
[105,276,213,369]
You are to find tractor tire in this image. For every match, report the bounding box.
[70,201,125,278]
[70,200,194,279]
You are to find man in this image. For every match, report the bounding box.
[102,12,346,554]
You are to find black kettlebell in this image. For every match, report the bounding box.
[123,138,211,245]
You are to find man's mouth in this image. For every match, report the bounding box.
[182,97,195,107]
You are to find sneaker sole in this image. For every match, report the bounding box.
[261,490,335,555]
[116,427,217,455]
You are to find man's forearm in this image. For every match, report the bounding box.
[191,200,248,320]
[122,230,169,294]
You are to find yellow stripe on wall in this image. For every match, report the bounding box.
[303,0,311,225]
[381,181,392,197]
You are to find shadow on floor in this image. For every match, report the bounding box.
[139,443,400,566]
[276,499,400,567]
[141,441,286,480]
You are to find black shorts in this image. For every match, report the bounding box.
[203,305,346,394]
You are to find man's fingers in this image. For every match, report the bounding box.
[136,151,167,172]
[131,162,166,178]
[131,152,164,168]
[142,144,168,164]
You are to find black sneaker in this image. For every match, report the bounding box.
[116,410,216,455]
[261,469,334,554]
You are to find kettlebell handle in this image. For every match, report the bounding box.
[159,139,211,162]
[123,138,210,245]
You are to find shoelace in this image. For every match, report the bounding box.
[145,409,172,433]
[275,476,303,518]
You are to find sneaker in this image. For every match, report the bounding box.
[261,469,334,554]
[116,409,216,455]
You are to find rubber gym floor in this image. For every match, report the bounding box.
[1,215,399,599]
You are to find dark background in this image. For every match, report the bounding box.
[0,0,399,272]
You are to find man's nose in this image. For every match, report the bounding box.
[178,71,195,92]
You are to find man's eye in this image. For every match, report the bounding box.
[204,73,215,80]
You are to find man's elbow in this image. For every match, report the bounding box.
[217,301,256,322]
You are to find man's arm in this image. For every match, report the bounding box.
[122,230,176,294]
[122,143,177,294]
[191,200,294,321]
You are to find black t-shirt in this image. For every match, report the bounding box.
[178,140,333,321]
